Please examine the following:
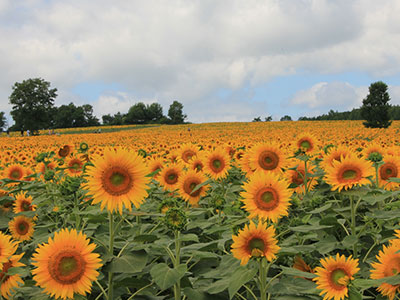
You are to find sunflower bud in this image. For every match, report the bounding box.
[79,142,89,152]
[164,207,187,231]
[60,176,82,195]
[158,198,178,214]
[43,170,55,181]
[368,152,383,163]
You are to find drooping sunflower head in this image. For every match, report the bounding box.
[9,216,35,241]
[203,148,231,180]
[241,171,292,222]
[371,243,400,300]
[324,154,374,192]
[248,143,286,173]
[378,155,400,190]
[31,228,102,300]
[177,170,209,206]
[158,163,184,191]
[0,253,25,299]
[313,254,359,300]
[85,148,150,214]
[13,191,36,214]
[57,144,74,158]
[231,221,280,265]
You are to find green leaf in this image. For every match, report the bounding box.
[228,266,258,299]
[134,234,159,243]
[150,263,187,290]
[289,225,332,232]
[348,287,362,300]
[190,179,212,194]
[342,235,358,248]
[110,250,148,273]
[207,278,230,294]
[281,266,317,279]
[309,203,332,214]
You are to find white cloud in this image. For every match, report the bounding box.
[0,0,399,122]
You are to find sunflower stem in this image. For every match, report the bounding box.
[303,159,309,196]
[374,163,379,188]
[174,230,182,300]
[108,211,115,300]
[74,192,81,230]
[350,196,357,257]
[259,258,268,300]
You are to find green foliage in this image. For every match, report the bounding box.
[265,116,273,122]
[0,111,7,131]
[125,102,147,124]
[280,115,292,121]
[52,103,100,128]
[252,116,262,122]
[168,100,187,124]
[9,78,57,131]
[361,81,392,128]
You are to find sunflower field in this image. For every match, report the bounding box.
[1,121,400,300]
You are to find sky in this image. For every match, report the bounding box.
[1,0,400,124]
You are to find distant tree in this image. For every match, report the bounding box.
[265,116,272,122]
[280,115,292,121]
[102,114,114,125]
[168,101,187,124]
[125,102,147,124]
[146,103,164,123]
[0,112,7,131]
[361,81,392,128]
[81,104,100,126]
[102,112,125,125]
[53,103,76,128]
[9,78,57,131]
[252,117,262,122]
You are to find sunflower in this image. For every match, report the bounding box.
[178,144,199,164]
[320,146,352,169]
[0,253,25,299]
[65,156,84,177]
[362,143,385,160]
[0,232,17,268]
[177,170,209,206]
[370,241,400,300]
[9,216,35,241]
[324,154,374,192]
[248,143,286,173]
[31,228,102,300]
[188,155,205,173]
[57,144,74,158]
[35,161,57,176]
[85,148,150,214]
[239,152,256,176]
[13,191,36,214]
[2,164,26,182]
[378,155,400,190]
[285,161,318,194]
[146,156,164,178]
[241,172,292,222]
[296,133,317,153]
[313,254,359,300]
[231,221,280,265]
[203,148,231,180]
[158,163,183,191]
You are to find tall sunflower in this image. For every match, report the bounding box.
[31,228,102,300]
[285,161,318,194]
[0,253,25,299]
[241,172,292,222]
[324,154,374,192]
[248,143,286,173]
[178,144,199,164]
[313,254,359,300]
[231,221,280,265]
[9,216,35,241]
[320,146,352,170]
[13,191,36,214]
[370,241,400,300]
[378,155,400,190]
[296,133,317,153]
[65,156,84,177]
[158,163,183,191]
[85,148,150,214]
[177,170,209,206]
[203,148,231,180]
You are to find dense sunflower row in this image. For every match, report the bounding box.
[0,121,400,299]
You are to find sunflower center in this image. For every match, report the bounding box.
[300,140,311,150]
[248,238,265,257]
[165,170,178,184]
[17,220,29,235]
[182,150,196,163]
[48,250,86,284]
[212,159,222,170]
[255,187,279,211]
[0,261,12,281]
[330,269,348,289]
[258,151,279,170]
[58,146,71,157]
[70,161,81,170]
[194,163,203,172]
[21,201,32,211]
[342,169,358,180]
[184,180,201,197]
[102,167,133,196]
[11,170,22,179]
[380,163,398,180]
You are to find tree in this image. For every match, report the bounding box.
[9,78,57,131]
[252,117,262,122]
[125,102,147,124]
[280,115,292,121]
[265,116,272,122]
[81,104,100,126]
[360,81,392,128]
[0,112,7,131]
[146,103,164,123]
[168,101,187,124]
